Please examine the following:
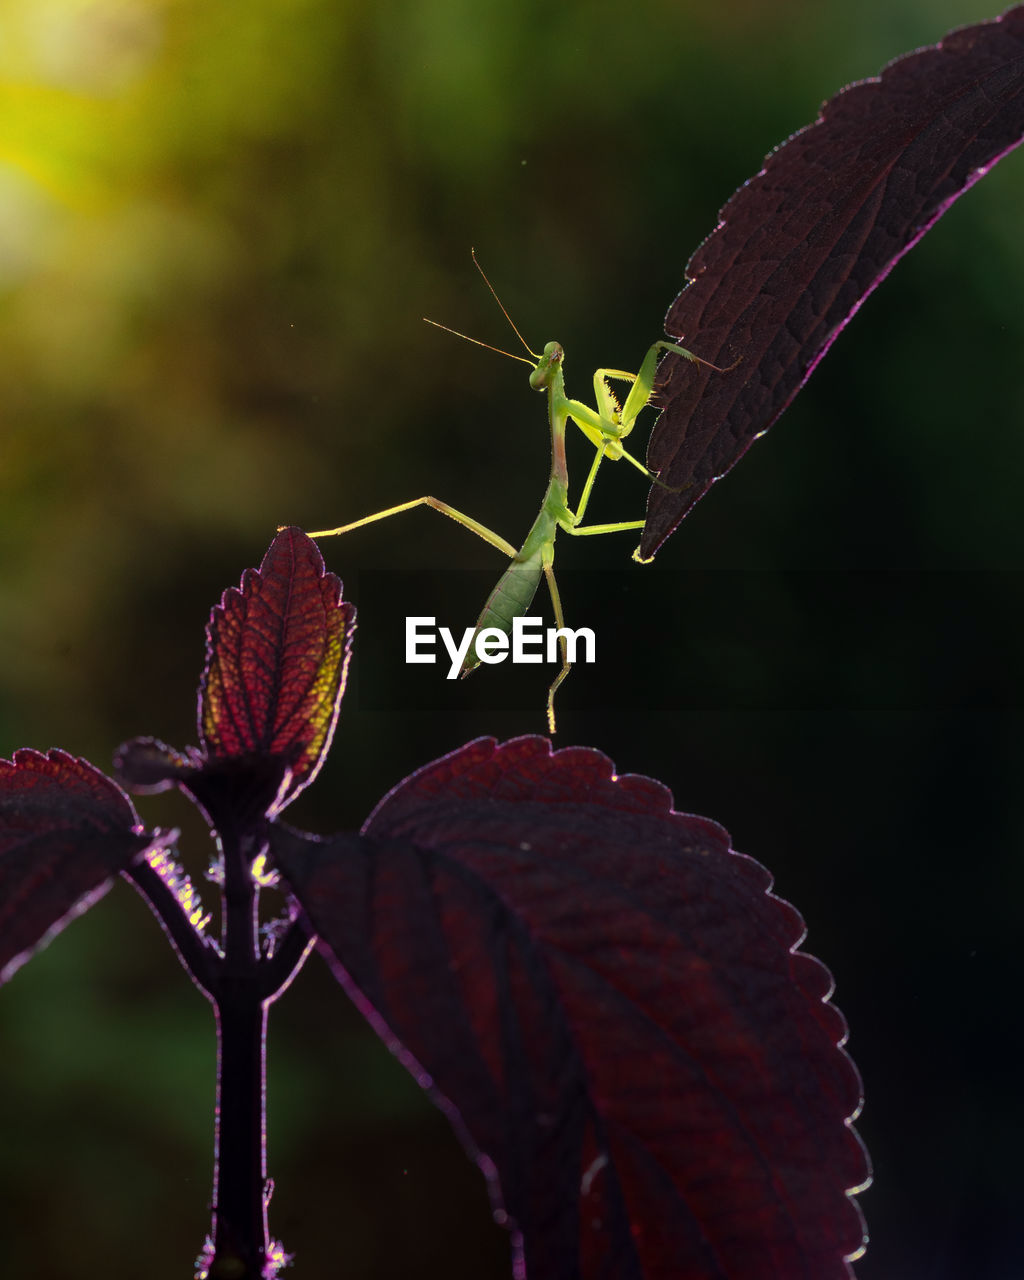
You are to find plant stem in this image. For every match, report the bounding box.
[129,819,305,1277]
[204,826,276,1279]
[209,987,271,1276]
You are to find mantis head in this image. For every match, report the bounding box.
[529,341,564,392]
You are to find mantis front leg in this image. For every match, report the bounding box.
[616,337,736,427]
[561,339,727,495]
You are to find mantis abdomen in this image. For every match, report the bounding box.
[460,545,545,676]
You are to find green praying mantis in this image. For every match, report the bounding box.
[308,256,734,732]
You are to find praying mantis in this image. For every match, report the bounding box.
[308,256,734,732]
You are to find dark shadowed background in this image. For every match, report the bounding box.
[1,0,1022,1276]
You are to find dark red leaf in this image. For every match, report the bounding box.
[0,749,160,984]
[271,735,868,1280]
[641,5,1024,558]
[199,526,355,813]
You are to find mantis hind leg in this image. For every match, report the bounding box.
[305,497,517,558]
[542,549,571,735]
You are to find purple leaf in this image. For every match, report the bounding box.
[271,735,868,1279]
[199,526,355,813]
[641,4,1024,558]
[0,749,161,984]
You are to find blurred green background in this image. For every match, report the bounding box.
[2,0,1023,1275]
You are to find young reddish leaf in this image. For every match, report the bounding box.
[112,733,292,834]
[0,749,161,984]
[640,5,1024,558]
[113,736,201,793]
[271,736,868,1280]
[199,526,355,813]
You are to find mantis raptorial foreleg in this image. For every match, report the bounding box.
[563,338,735,498]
